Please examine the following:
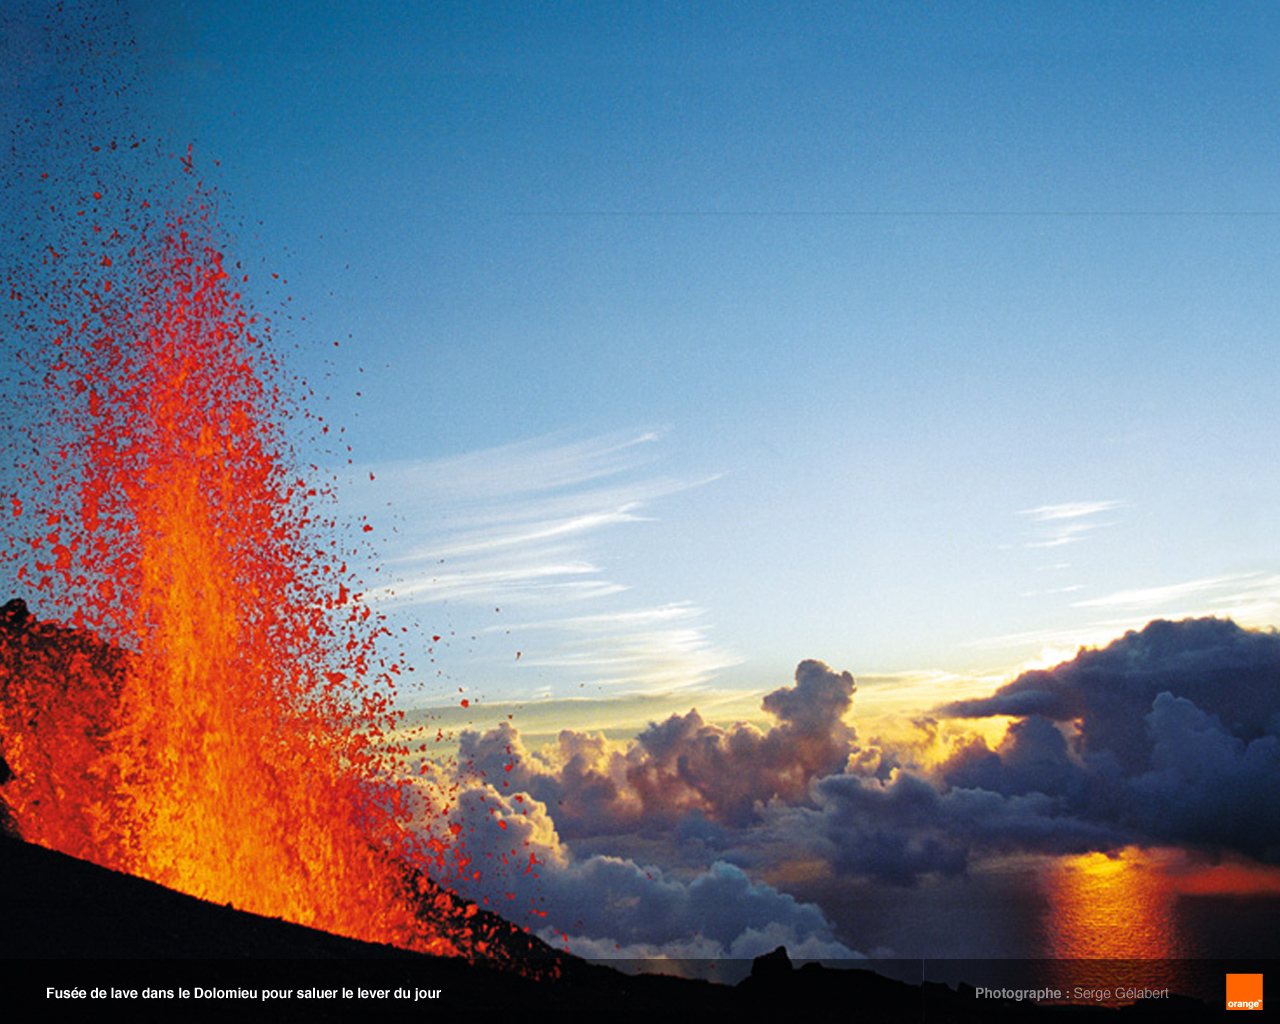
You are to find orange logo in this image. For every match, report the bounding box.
[1227,974,1263,1011]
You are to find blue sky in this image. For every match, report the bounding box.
[14,0,1280,715]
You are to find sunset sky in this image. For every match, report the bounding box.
[6,0,1280,974]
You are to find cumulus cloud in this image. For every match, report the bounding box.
[757,769,1125,887]
[939,617,1280,862]
[409,621,1280,959]
[403,661,866,962]
[1129,692,1280,861]
[411,771,860,968]
[456,659,856,835]
[943,617,1280,770]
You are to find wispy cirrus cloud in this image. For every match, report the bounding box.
[1016,500,1123,550]
[381,561,629,606]
[1019,501,1124,521]
[491,603,741,692]
[964,620,1150,658]
[341,431,735,695]
[964,572,1280,678]
[1070,572,1280,630]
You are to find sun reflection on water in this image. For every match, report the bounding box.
[1043,849,1184,958]
[1040,848,1194,1001]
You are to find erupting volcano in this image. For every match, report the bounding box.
[0,185,536,965]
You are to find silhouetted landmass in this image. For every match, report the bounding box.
[0,835,1219,1021]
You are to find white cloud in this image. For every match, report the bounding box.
[1016,499,1123,549]
[493,603,741,692]
[338,430,735,695]
[1018,501,1124,521]
[1072,572,1275,611]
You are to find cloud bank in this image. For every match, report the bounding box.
[940,616,1280,862]
[412,618,1280,962]
[410,661,863,966]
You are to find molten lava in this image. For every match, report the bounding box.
[0,199,520,962]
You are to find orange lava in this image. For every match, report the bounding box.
[1,197,463,955]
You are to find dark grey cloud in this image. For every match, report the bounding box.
[1129,692,1280,861]
[939,617,1280,863]
[943,617,1280,773]
[757,767,1125,887]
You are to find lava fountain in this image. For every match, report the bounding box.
[0,190,466,955]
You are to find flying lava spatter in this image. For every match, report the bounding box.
[0,180,478,957]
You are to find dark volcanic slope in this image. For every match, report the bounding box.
[2,836,1218,1022]
[0,835,716,1019]
[2,832,458,959]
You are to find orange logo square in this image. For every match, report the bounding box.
[1227,974,1263,1011]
